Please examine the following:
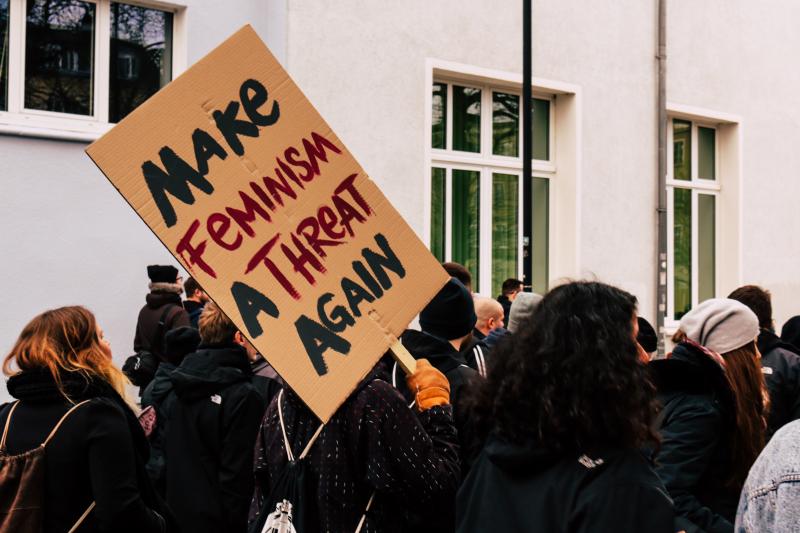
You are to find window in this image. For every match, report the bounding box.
[668,118,718,320]
[1,0,180,138]
[430,78,554,295]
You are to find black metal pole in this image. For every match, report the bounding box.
[522,0,533,286]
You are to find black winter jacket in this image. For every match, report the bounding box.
[141,362,177,496]
[252,357,460,533]
[650,342,737,533]
[164,343,266,533]
[456,435,674,532]
[400,329,478,422]
[133,292,190,358]
[397,331,479,530]
[0,370,172,533]
[757,328,800,438]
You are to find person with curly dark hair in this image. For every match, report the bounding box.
[456,281,674,533]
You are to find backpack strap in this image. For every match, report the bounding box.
[68,501,96,533]
[43,399,92,447]
[153,304,180,358]
[0,401,20,452]
[354,492,376,533]
[277,389,324,462]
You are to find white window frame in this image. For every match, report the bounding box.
[665,118,721,325]
[428,75,556,294]
[1,0,186,141]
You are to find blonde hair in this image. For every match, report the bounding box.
[198,302,237,344]
[3,306,129,402]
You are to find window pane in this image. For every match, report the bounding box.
[109,3,173,123]
[698,126,716,180]
[25,0,96,115]
[452,169,480,290]
[453,86,480,152]
[698,194,716,302]
[673,119,691,181]
[432,82,446,149]
[533,98,550,160]
[1,0,8,110]
[532,177,549,294]
[492,92,519,157]
[673,187,692,319]
[492,173,518,297]
[430,167,446,261]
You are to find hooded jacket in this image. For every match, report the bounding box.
[0,370,172,533]
[650,341,738,533]
[133,291,190,396]
[400,329,478,421]
[133,292,190,357]
[397,330,479,530]
[141,362,177,496]
[251,356,459,533]
[164,343,266,533]
[757,328,800,438]
[456,435,674,532]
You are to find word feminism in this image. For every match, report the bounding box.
[137,77,407,376]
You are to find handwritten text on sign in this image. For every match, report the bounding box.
[86,26,447,421]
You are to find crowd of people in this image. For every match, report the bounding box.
[2,262,800,532]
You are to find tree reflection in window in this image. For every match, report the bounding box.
[109,2,172,122]
[25,0,96,115]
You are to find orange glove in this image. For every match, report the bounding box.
[406,358,450,411]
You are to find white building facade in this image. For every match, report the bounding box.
[2,0,799,396]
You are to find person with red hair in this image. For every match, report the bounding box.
[0,306,172,532]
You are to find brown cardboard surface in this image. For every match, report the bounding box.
[86,25,448,422]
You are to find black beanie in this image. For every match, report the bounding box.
[147,265,179,283]
[419,278,477,341]
[637,317,658,354]
[164,326,201,365]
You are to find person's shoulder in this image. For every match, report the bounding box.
[660,387,722,419]
[579,449,669,499]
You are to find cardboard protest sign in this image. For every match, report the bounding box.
[86,25,448,422]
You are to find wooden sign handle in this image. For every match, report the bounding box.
[390,340,417,376]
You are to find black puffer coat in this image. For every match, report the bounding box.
[164,343,266,533]
[650,342,737,533]
[457,436,674,532]
[757,328,800,438]
[0,370,174,533]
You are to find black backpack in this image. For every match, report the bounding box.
[250,391,375,533]
[123,305,179,387]
[249,389,324,533]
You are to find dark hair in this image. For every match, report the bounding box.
[781,316,800,350]
[501,278,523,296]
[184,276,202,298]
[728,285,772,330]
[442,262,472,291]
[720,341,767,489]
[466,281,659,454]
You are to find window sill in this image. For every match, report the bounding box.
[0,112,112,143]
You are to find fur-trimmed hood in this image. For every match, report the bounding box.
[145,289,182,309]
[148,281,183,295]
[649,341,735,417]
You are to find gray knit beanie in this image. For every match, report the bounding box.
[507,292,543,333]
[679,298,759,354]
